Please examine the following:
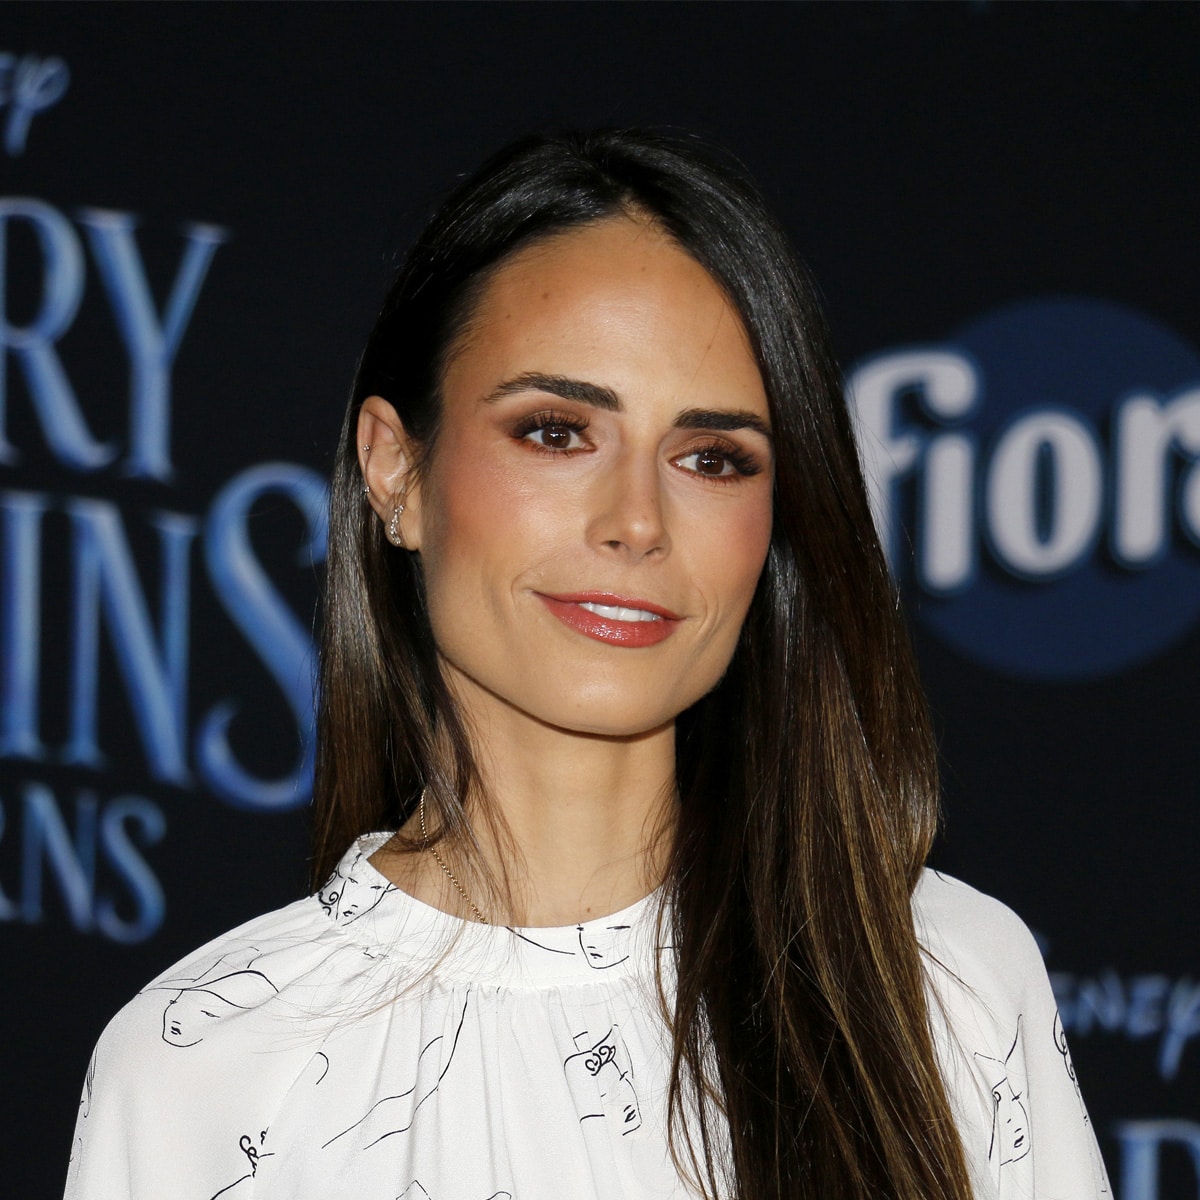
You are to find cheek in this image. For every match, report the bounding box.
[691,493,773,616]
[418,439,570,617]
[666,492,772,708]
[424,440,510,546]
[736,501,774,591]
[421,440,512,575]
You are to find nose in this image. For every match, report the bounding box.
[587,449,671,560]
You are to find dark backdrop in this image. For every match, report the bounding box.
[1,5,1196,1197]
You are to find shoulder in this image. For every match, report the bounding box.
[143,894,326,990]
[912,870,1113,1198]
[89,891,331,1090]
[123,829,398,1007]
[912,868,1045,990]
[80,831,410,1109]
[910,868,1050,1068]
[67,834,440,1198]
[67,890,362,1198]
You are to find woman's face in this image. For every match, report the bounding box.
[399,215,773,738]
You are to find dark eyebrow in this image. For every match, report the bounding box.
[483,372,619,411]
[674,407,773,442]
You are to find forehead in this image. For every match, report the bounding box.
[442,216,767,415]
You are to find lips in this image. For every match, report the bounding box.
[536,592,682,647]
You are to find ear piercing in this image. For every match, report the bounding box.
[388,502,406,548]
[362,443,407,546]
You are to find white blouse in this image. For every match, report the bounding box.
[65,833,1111,1199]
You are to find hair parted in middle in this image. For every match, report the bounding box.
[313,129,973,1199]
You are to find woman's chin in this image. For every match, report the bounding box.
[517,699,674,741]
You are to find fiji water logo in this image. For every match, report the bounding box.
[849,297,1200,681]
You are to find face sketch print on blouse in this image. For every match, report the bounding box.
[578,922,633,969]
[317,851,398,925]
[974,1016,1031,1169]
[505,913,637,965]
[563,1024,643,1136]
[147,947,279,1048]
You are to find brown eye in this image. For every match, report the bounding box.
[678,449,735,477]
[675,442,762,480]
[524,424,587,451]
[539,426,576,449]
[512,409,591,452]
[695,451,730,476]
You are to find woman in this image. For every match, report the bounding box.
[66,130,1109,1200]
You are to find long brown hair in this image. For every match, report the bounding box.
[312,130,973,1199]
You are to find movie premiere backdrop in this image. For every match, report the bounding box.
[1,5,1196,1196]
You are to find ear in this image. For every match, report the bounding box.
[357,396,424,550]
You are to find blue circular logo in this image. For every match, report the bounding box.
[851,297,1200,680]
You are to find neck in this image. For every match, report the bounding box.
[475,708,678,926]
[378,680,679,927]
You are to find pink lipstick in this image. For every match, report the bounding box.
[536,592,681,647]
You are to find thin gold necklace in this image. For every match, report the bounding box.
[418,790,490,925]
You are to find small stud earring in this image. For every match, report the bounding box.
[362,483,370,495]
[362,444,371,452]
[388,502,406,548]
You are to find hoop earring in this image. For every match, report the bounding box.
[388,502,406,548]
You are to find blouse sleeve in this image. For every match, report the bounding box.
[914,870,1112,1199]
[64,992,243,1199]
[63,899,334,1200]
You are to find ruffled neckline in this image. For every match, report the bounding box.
[314,832,665,987]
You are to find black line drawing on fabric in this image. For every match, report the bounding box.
[318,852,397,924]
[70,1047,99,1165]
[310,1050,330,1086]
[290,1050,333,1093]
[508,928,577,956]
[146,946,283,1047]
[210,1130,275,1198]
[563,1024,642,1136]
[69,1047,98,1167]
[577,922,633,969]
[502,916,640,963]
[395,1185,512,1200]
[151,944,264,989]
[157,969,279,1047]
[1053,1011,1082,1102]
[323,993,471,1151]
[1053,1011,1110,1193]
[80,1047,97,1119]
[975,1017,1030,1167]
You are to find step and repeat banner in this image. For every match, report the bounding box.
[2,5,1196,1197]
